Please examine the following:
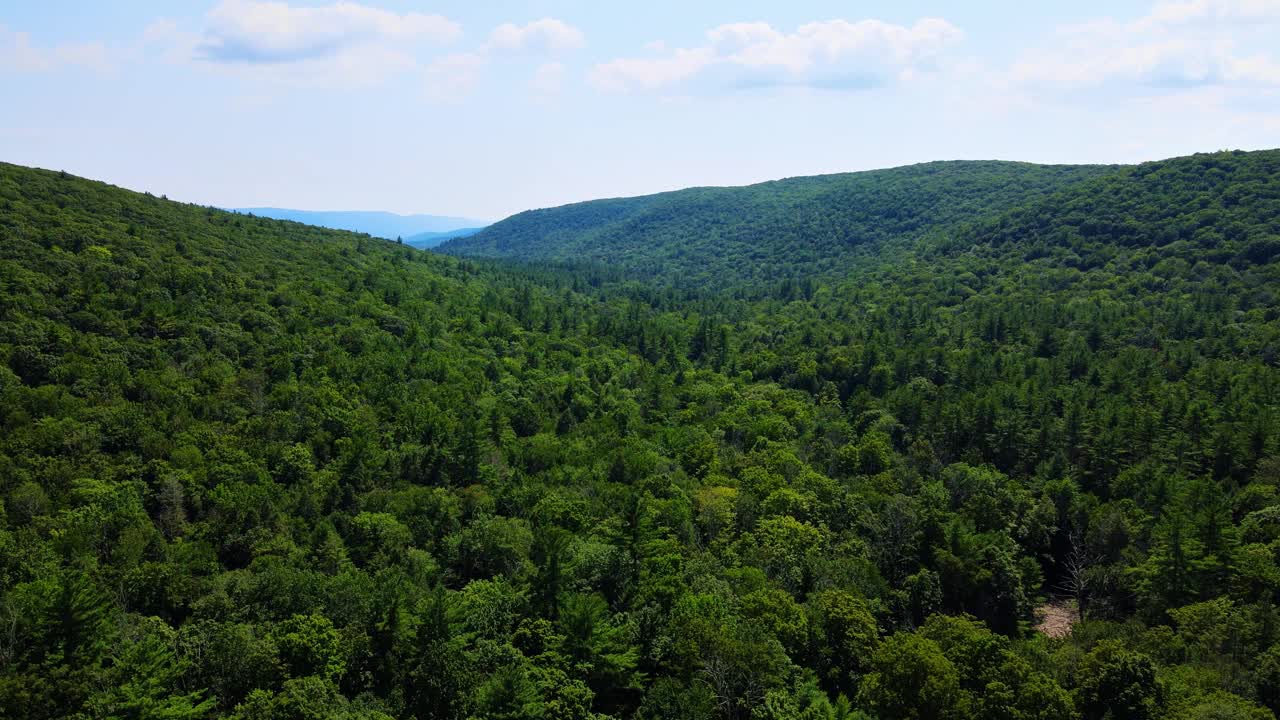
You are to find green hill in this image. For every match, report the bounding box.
[942,148,1280,261]
[4,151,1280,720]
[0,163,657,718]
[438,160,1118,288]
[729,149,1280,473]
[405,226,485,249]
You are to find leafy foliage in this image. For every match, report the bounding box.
[3,151,1280,719]
[440,161,1116,291]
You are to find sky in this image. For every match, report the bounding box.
[2,1,1278,220]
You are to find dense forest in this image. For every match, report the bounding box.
[437,161,1116,291]
[2,150,1280,720]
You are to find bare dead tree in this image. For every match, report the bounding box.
[701,642,766,720]
[1058,528,1101,620]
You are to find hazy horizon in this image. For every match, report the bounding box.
[3,0,1278,218]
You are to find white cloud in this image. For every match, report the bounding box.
[425,52,488,103]
[196,0,459,64]
[8,8,584,98]
[590,17,963,94]
[530,61,567,96]
[1139,0,1280,27]
[591,48,716,93]
[144,1,462,88]
[0,25,113,73]
[1011,0,1280,91]
[142,19,202,65]
[423,18,583,102]
[486,18,585,53]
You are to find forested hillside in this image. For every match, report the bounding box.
[3,151,1280,720]
[438,161,1116,289]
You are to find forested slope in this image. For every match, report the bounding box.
[438,160,1116,289]
[3,152,1280,720]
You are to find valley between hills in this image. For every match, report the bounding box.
[2,150,1280,719]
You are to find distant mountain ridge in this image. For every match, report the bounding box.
[232,207,487,241]
[404,227,485,249]
[436,160,1118,289]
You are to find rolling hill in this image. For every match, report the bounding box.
[4,151,1280,720]
[404,226,485,249]
[438,160,1119,288]
[940,148,1280,262]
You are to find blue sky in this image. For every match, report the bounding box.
[2,1,1278,220]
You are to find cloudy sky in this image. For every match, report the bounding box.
[2,0,1278,220]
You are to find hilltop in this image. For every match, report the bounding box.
[438,160,1118,289]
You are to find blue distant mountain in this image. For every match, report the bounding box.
[232,208,487,241]
[404,227,485,249]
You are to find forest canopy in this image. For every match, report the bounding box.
[438,160,1117,291]
[2,150,1280,719]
